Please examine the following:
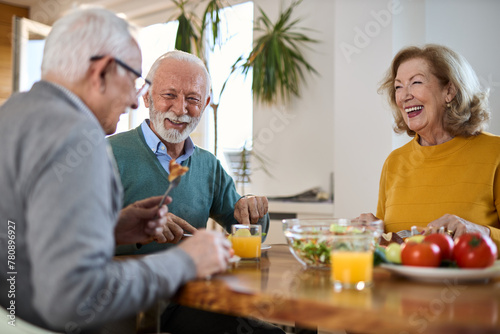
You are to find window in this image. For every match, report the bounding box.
[12,17,50,93]
[206,1,254,159]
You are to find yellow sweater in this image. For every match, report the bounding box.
[377,132,500,252]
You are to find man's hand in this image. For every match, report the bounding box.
[154,213,197,244]
[114,196,171,245]
[234,195,268,225]
[178,229,232,279]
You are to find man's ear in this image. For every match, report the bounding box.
[205,94,211,108]
[143,91,150,108]
[88,56,113,93]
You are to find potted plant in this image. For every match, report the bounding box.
[220,0,319,185]
[224,0,319,105]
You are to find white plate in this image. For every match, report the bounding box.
[381,260,500,283]
[229,255,241,263]
[261,245,271,250]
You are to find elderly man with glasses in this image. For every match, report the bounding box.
[0,7,233,333]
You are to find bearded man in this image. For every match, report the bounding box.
[109,50,270,255]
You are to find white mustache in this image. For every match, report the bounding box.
[164,111,192,123]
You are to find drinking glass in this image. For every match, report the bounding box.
[330,231,374,290]
[231,224,262,260]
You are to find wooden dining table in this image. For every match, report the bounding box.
[171,244,500,334]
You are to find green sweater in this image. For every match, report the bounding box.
[108,125,269,254]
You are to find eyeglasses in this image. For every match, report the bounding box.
[90,55,151,98]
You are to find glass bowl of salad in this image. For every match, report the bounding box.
[282,218,382,269]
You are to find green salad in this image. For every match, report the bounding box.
[288,224,371,267]
[292,238,332,266]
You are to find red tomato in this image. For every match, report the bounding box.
[401,241,441,267]
[424,233,454,260]
[453,233,498,268]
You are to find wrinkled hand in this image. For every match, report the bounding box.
[424,214,491,239]
[355,213,380,223]
[234,195,269,224]
[115,196,171,245]
[178,229,232,279]
[154,212,197,244]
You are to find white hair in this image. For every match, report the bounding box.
[146,50,211,97]
[41,7,138,83]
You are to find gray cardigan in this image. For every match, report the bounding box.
[0,81,196,332]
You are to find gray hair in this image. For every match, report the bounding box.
[41,7,138,83]
[146,50,211,97]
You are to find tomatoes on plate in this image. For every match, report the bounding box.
[401,241,441,267]
[424,233,454,261]
[453,233,498,268]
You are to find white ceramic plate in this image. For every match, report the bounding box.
[261,245,271,250]
[229,255,241,263]
[381,260,500,283]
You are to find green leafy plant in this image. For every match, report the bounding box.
[171,0,198,54]
[171,0,227,57]
[226,0,319,105]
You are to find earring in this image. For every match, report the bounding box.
[446,102,451,108]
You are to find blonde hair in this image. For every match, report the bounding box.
[379,44,490,137]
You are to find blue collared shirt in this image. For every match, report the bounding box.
[141,119,195,173]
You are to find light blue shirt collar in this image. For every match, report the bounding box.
[141,119,195,171]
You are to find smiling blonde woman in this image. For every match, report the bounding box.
[358,44,500,253]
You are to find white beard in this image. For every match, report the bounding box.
[150,103,201,144]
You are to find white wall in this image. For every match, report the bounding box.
[250,0,337,199]
[251,0,394,218]
[425,0,500,135]
[332,0,395,217]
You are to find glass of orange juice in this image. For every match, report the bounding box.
[231,224,262,260]
[330,231,374,290]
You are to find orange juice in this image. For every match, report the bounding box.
[232,236,261,259]
[331,251,373,285]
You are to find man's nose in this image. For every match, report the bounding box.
[171,96,188,115]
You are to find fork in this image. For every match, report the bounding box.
[158,176,181,208]
[396,226,423,239]
[396,230,412,239]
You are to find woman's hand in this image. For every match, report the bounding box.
[355,213,380,223]
[425,214,491,239]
